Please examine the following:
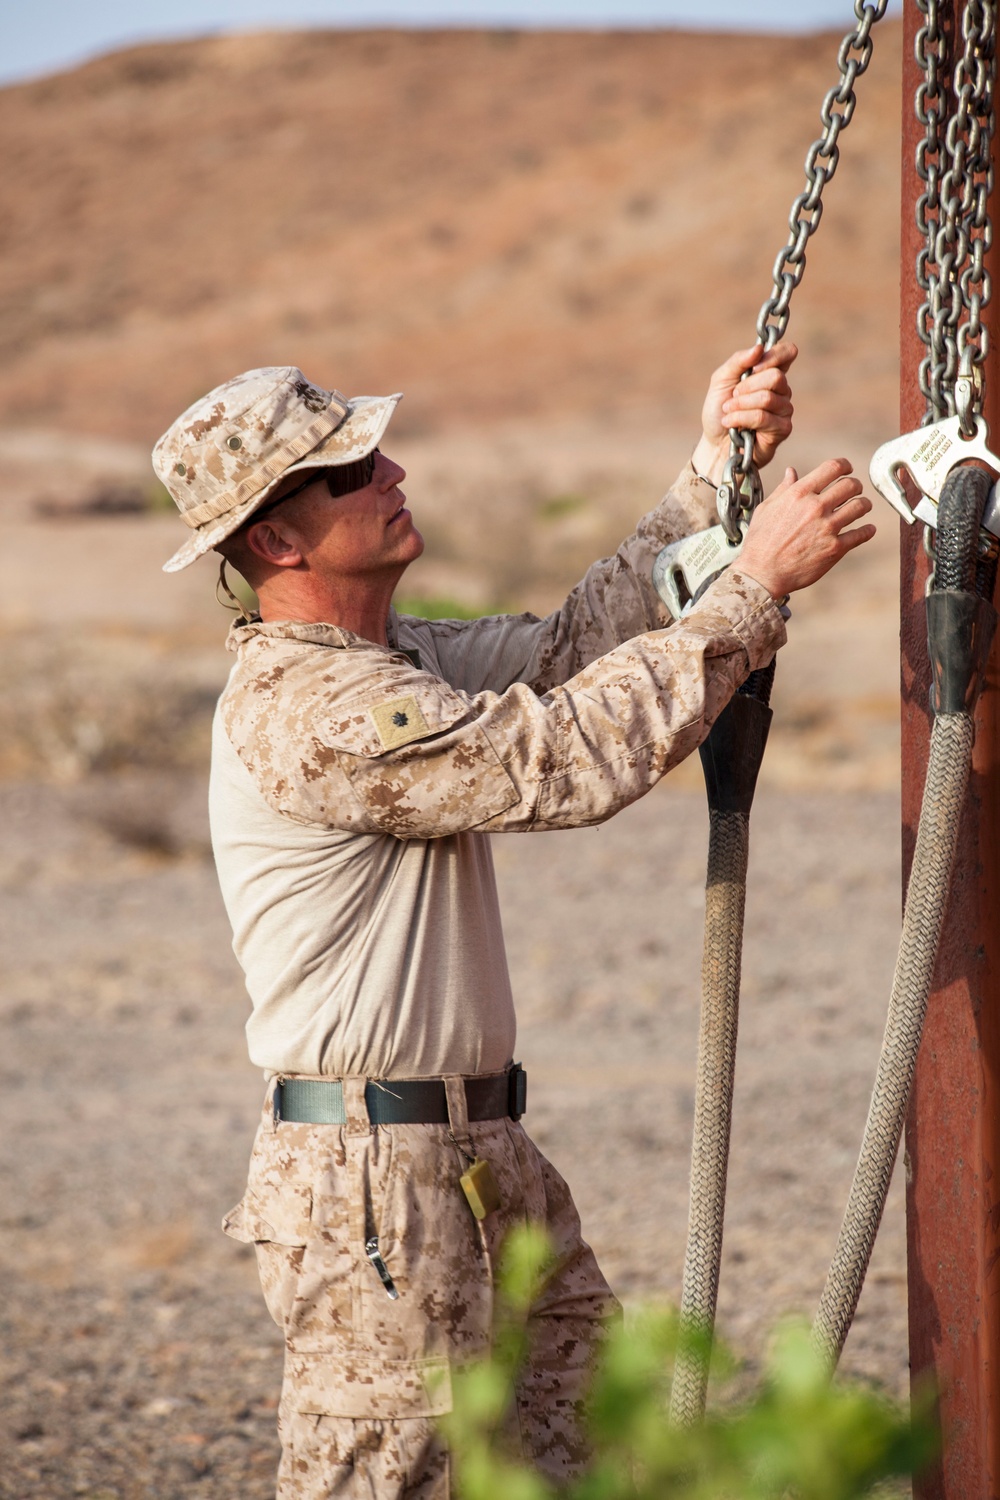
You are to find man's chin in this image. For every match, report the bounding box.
[406,527,426,560]
[388,529,425,580]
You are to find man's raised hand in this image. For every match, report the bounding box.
[692,341,797,484]
[737,458,876,600]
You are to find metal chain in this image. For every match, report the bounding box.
[915,0,996,429]
[719,0,890,540]
[914,0,996,584]
[916,0,951,425]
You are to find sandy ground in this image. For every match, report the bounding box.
[0,775,906,1499]
[0,415,912,1497]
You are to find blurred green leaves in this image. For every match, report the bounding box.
[441,1226,933,1500]
[538,493,588,521]
[394,596,501,620]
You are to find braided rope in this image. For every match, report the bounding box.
[812,712,975,1365]
[670,809,750,1425]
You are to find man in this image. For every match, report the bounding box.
[155,346,873,1499]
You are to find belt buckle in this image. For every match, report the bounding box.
[507,1063,527,1121]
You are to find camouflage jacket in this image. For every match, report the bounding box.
[208,465,786,1079]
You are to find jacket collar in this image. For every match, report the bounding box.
[227,608,400,654]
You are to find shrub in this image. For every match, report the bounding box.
[395,596,501,620]
[440,1227,933,1500]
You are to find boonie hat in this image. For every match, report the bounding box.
[154,366,402,572]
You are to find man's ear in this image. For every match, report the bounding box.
[245,517,304,570]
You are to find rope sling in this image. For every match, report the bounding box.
[813,0,998,1367]
[653,0,999,1423]
[660,0,892,1424]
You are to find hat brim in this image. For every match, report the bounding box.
[162,392,402,573]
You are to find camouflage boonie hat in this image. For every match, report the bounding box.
[154,366,402,572]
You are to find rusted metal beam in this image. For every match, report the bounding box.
[902,3,1000,1494]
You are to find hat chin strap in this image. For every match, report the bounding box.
[216,559,252,622]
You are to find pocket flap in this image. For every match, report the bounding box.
[284,1351,453,1419]
[222,1185,312,1247]
[324,681,470,757]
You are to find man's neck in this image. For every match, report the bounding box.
[255,572,400,646]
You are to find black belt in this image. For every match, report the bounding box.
[275,1064,527,1126]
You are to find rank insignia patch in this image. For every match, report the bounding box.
[370,696,429,750]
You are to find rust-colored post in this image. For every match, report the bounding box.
[902,3,1000,1494]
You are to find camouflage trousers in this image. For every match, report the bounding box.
[223,1076,620,1500]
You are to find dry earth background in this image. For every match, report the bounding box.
[0,21,918,1499]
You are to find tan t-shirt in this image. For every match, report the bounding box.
[208,467,786,1079]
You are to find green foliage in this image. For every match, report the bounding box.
[395,596,501,620]
[146,478,177,514]
[441,1227,933,1500]
[538,492,587,521]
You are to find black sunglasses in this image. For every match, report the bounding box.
[254,448,379,521]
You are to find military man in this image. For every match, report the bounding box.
[155,344,873,1499]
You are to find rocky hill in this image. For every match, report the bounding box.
[0,23,902,447]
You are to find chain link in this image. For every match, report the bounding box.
[915,0,996,428]
[923,520,938,593]
[719,0,890,540]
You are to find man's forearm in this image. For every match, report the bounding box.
[522,463,720,694]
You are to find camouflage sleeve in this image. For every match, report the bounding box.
[222,569,784,839]
[396,463,719,697]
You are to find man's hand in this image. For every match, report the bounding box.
[692,341,797,485]
[737,458,876,600]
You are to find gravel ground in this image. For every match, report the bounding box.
[0,772,906,1499]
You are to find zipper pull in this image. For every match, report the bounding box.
[365,1235,399,1300]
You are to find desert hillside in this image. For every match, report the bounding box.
[0,24,902,444]
[0,22,907,791]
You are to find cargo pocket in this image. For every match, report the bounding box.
[276,1401,451,1500]
[283,1348,453,1420]
[223,1184,313,1332]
